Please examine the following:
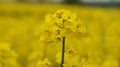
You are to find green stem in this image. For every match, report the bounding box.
[61,37,65,67]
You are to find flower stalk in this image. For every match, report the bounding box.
[61,37,65,67]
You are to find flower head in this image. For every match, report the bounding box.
[39,10,85,44]
[78,58,89,67]
[0,43,19,67]
[56,47,79,66]
[63,62,73,67]
[67,47,77,56]
[0,43,17,59]
[36,58,52,67]
[0,43,11,51]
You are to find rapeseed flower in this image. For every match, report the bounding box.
[39,10,86,67]
[63,62,73,67]
[0,43,19,67]
[40,10,85,41]
[56,47,79,66]
[78,58,89,67]
[36,58,52,67]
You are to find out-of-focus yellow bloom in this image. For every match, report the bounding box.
[36,58,52,67]
[66,47,77,56]
[56,52,69,64]
[0,43,11,51]
[0,43,19,67]
[56,47,79,66]
[0,43,17,59]
[78,58,89,67]
[63,62,73,67]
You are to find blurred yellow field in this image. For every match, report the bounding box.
[0,4,120,67]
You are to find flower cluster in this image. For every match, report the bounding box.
[0,43,19,67]
[36,47,88,67]
[56,47,79,67]
[37,10,87,67]
[36,58,52,67]
[39,10,86,44]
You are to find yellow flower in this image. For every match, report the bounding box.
[45,14,54,24]
[40,10,86,67]
[39,10,85,47]
[0,43,19,67]
[0,43,17,58]
[56,47,79,65]
[54,10,77,21]
[78,26,86,34]
[56,52,69,64]
[63,62,73,67]
[0,43,11,51]
[36,58,52,67]
[78,58,89,67]
[66,47,77,56]
[39,35,47,44]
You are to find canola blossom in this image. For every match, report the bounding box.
[39,10,86,44]
[36,58,52,67]
[38,10,87,67]
[56,47,79,66]
[0,43,19,67]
